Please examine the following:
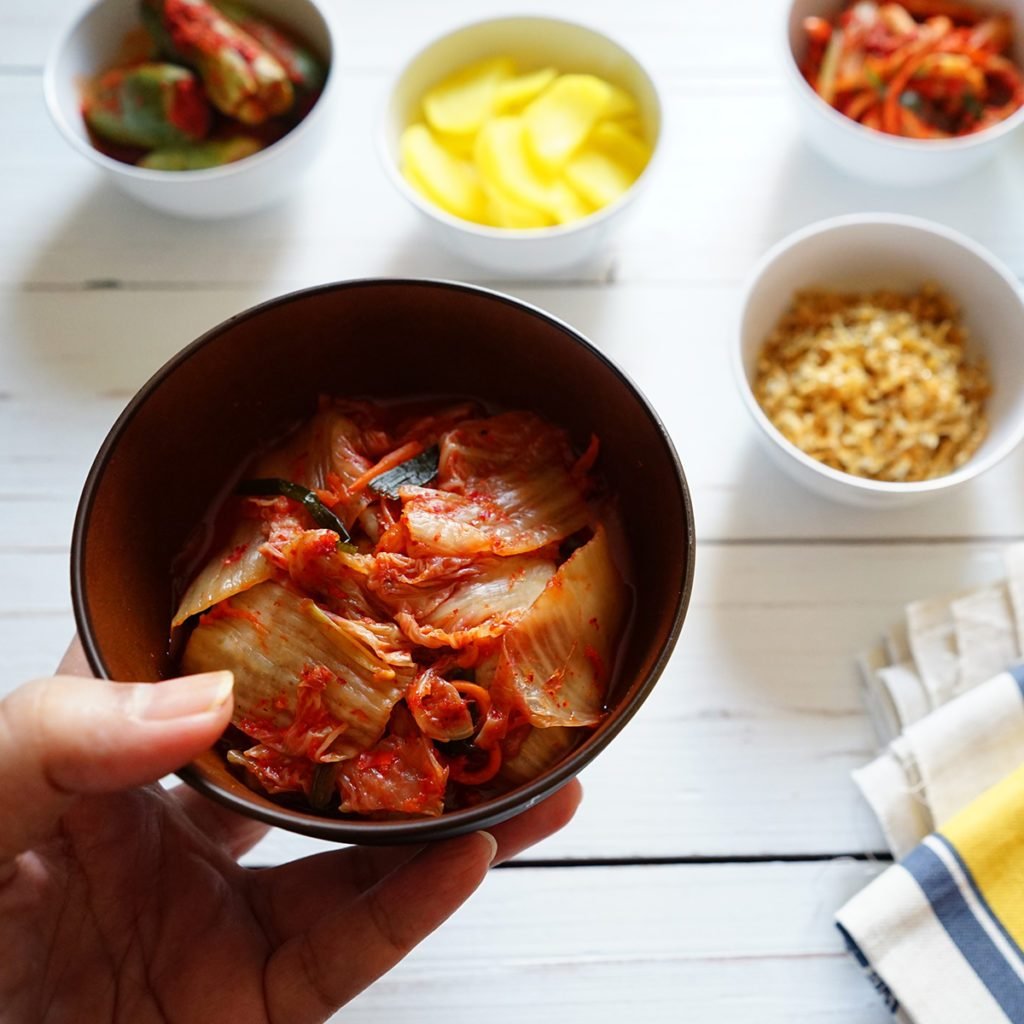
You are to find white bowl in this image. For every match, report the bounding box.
[734,214,1024,507]
[44,0,340,218]
[782,0,1024,185]
[380,16,662,277]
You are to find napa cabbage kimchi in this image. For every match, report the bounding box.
[175,399,629,817]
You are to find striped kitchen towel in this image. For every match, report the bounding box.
[858,545,1024,747]
[837,757,1024,1023]
[854,664,1024,858]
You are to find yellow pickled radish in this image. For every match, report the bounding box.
[434,129,475,160]
[422,56,515,137]
[603,83,638,120]
[475,115,560,215]
[548,180,592,224]
[402,58,649,229]
[614,115,646,138]
[401,124,486,222]
[494,67,558,113]
[564,148,639,209]
[589,121,652,176]
[522,74,613,172]
[482,179,553,228]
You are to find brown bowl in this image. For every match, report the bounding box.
[71,279,695,844]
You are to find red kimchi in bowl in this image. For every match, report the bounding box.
[173,397,630,819]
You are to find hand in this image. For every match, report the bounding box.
[0,640,582,1024]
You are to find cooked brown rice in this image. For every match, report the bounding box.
[753,285,990,482]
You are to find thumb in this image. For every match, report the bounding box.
[0,671,233,865]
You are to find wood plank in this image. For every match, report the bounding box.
[5,541,1015,857]
[0,611,74,689]
[4,287,1024,546]
[327,861,892,1023]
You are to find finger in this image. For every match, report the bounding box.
[489,779,583,865]
[0,671,233,866]
[253,844,423,943]
[255,778,584,944]
[264,831,496,1023]
[172,785,271,860]
[57,635,92,676]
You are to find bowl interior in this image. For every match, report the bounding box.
[740,219,1024,483]
[75,281,693,840]
[49,0,333,158]
[383,16,662,171]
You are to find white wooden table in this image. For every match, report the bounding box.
[5,0,1024,1019]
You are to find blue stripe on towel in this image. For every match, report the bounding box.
[1010,662,1024,697]
[835,922,901,1014]
[904,843,1024,1022]
[933,834,1024,976]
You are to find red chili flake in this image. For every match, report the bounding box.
[164,0,263,62]
[166,77,210,138]
[198,599,267,636]
[544,667,567,695]
[221,544,248,567]
[588,616,600,630]
[237,714,282,745]
[357,749,400,773]
[299,663,335,692]
[311,532,339,557]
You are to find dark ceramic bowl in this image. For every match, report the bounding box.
[72,279,695,844]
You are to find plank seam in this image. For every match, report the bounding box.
[496,852,894,869]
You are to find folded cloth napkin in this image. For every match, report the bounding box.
[839,549,1024,1021]
[853,545,1024,859]
[859,545,1024,747]
[855,665,1024,858]
[837,760,1024,1023]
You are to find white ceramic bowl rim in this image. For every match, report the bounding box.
[734,211,1024,495]
[780,2,1024,152]
[379,13,664,241]
[42,0,342,182]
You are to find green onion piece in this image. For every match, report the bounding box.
[367,445,441,499]
[963,93,984,118]
[817,27,844,105]
[237,477,353,545]
[309,763,338,811]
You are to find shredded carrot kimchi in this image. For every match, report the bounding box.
[176,399,630,818]
[802,1,1024,138]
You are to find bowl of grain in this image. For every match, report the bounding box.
[735,213,1024,507]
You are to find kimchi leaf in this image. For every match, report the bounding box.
[172,517,273,628]
[401,413,590,557]
[367,444,440,499]
[228,744,314,797]
[500,726,579,786]
[337,726,448,817]
[182,581,410,761]
[369,552,556,648]
[494,525,627,728]
[252,408,377,527]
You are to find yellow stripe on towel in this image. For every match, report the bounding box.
[941,761,1024,953]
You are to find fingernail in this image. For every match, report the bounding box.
[476,830,498,865]
[130,671,234,721]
